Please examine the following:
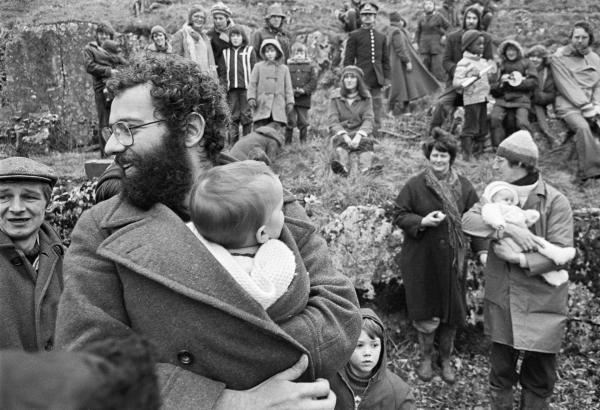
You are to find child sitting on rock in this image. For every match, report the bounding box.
[329,308,416,410]
[474,180,575,287]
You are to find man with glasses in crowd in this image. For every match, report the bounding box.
[55,55,361,410]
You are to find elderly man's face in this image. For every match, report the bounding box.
[0,181,47,244]
[571,27,590,52]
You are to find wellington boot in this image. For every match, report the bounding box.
[331,147,350,176]
[490,386,514,410]
[417,331,435,382]
[285,128,294,144]
[439,325,457,384]
[299,127,308,143]
[519,389,549,410]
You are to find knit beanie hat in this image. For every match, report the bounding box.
[526,44,549,58]
[482,181,519,204]
[389,11,407,26]
[150,25,167,37]
[461,29,481,52]
[496,130,539,168]
[188,5,207,24]
[341,65,364,79]
[211,2,232,18]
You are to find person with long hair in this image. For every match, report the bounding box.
[328,65,380,176]
[393,134,486,384]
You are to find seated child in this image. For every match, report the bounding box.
[490,39,538,147]
[329,308,415,410]
[186,160,306,318]
[479,181,575,287]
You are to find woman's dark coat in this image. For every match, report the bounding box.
[393,170,482,326]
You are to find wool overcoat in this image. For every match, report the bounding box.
[344,27,390,89]
[56,193,361,410]
[247,39,295,124]
[0,223,64,352]
[393,170,481,326]
[327,88,374,137]
[462,179,573,353]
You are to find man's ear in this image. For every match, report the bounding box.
[184,112,205,148]
[256,226,270,244]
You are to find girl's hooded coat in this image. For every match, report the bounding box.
[491,40,538,109]
[247,39,294,123]
[330,308,415,410]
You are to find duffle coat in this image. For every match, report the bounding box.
[0,223,64,351]
[56,194,361,410]
[393,170,481,326]
[247,39,294,123]
[462,178,573,353]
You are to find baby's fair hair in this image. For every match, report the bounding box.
[189,160,282,248]
[362,317,383,341]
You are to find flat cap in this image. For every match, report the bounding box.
[0,157,58,186]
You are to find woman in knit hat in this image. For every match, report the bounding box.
[526,44,557,147]
[146,25,172,56]
[462,130,573,409]
[387,11,440,115]
[171,5,218,79]
[328,65,381,176]
[393,133,486,384]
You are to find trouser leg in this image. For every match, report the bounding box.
[94,89,110,157]
[490,105,508,148]
[370,87,383,137]
[431,53,445,82]
[296,107,309,142]
[563,113,600,179]
[515,107,533,133]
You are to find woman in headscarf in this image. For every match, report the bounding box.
[387,11,440,115]
[172,5,217,79]
[393,134,486,384]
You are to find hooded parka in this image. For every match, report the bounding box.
[491,40,538,109]
[247,39,294,124]
[330,308,415,410]
[0,222,64,351]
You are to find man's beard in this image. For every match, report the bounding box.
[116,135,192,218]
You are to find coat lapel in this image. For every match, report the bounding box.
[97,200,289,333]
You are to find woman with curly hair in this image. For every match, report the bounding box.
[393,134,486,384]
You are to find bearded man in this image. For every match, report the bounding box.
[55,55,360,410]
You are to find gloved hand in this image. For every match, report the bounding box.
[248,99,257,110]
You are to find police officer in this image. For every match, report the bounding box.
[343,2,390,137]
[0,157,63,352]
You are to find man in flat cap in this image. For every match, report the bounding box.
[0,157,63,352]
[56,55,360,410]
[343,2,390,137]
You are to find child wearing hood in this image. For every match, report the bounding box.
[330,308,416,410]
[248,39,295,130]
[464,179,575,287]
[490,39,538,147]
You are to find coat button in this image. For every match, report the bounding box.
[44,338,54,351]
[177,350,194,366]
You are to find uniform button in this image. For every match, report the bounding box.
[44,338,53,351]
[177,350,194,366]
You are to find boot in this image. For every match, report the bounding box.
[331,147,349,176]
[417,331,435,382]
[438,325,457,384]
[490,386,514,410]
[299,127,308,143]
[242,123,252,136]
[519,389,549,410]
[461,136,473,162]
[285,127,294,144]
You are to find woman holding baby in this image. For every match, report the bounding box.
[392,133,487,385]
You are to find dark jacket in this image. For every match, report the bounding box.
[218,45,257,90]
[252,23,291,61]
[532,63,556,107]
[330,308,415,410]
[84,42,116,92]
[0,223,64,351]
[393,170,484,326]
[56,191,361,409]
[228,125,284,165]
[344,27,390,89]
[415,11,450,55]
[287,57,319,107]
[491,40,538,109]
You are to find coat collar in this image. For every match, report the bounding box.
[96,196,301,342]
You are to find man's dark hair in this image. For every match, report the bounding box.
[571,20,595,45]
[106,56,229,162]
[463,6,482,30]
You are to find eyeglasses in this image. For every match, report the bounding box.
[101,120,166,147]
